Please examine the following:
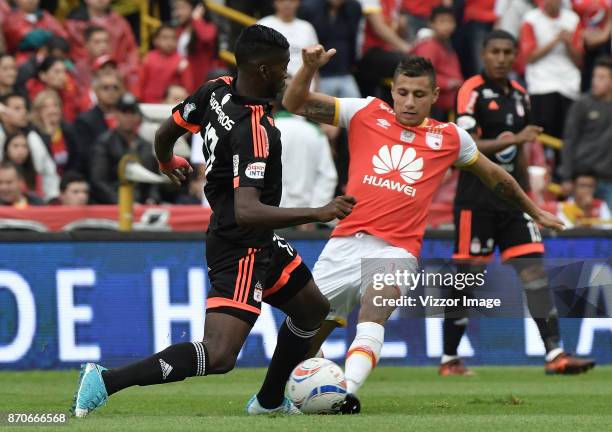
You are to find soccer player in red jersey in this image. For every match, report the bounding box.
[282,45,564,413]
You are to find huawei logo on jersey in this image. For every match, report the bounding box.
[363,145,422,197]
[372,145,423,183]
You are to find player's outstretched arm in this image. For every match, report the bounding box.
[154,117,193,185]
[282,45,338,125]
[464,154,564,232]
[234,187,355,229]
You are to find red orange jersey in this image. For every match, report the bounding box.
[331,97,478,256]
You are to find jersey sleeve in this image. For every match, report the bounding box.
[358,0,382,14]
[334,96,374,128]
[455,79,481,135]
[171,83,211,133]
[231,106,270,189]
[452,124,479,168]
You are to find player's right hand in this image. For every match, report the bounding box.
[534,209,565,232]
[158,155,193,185]
[302,45,336,70]
[516,125,544,144]
[316,195,356,222]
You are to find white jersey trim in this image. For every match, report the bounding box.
[334,96,375,128]
[451,123,479,167]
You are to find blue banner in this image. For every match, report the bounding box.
[1,237,611,369]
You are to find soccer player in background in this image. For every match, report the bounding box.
[440,30,596,376]
[282,45,565,413]
[71,25,356,417]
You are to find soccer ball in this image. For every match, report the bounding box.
[287,358,347,414]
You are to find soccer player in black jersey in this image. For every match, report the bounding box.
[440,30,595,376]
[71,25,355,417]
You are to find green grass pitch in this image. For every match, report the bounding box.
[1,366,611,432]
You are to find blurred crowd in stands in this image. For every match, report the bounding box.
[0,0,610,228]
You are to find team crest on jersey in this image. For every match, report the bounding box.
[182,103,196,121]
[425,130,443,150]
[400,129,415,143]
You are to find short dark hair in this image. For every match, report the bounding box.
[483,29,517,48]
[44,35,70,54]
[234,25,289,68]
[430,6,454,21]
[594,55,612,71]
[0,92,26,106]
[394,56,437,87]
[572,170,599,182]
[60,172,87,192]
[38,56,64,76]
[153,23,176,40]
[84,26,108,42]
[0,160,21,176]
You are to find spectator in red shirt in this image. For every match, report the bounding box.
[138,24,193,103]
[174,0,224,90]
[400,0,449,42]
[74,26,111,88]
[26,56,87,123]
[356,0,412,101]
[64,0,140,92]
[410,6,463,120]
[2,0,68,65]
[573,0,611,90]
[461,0,497,77]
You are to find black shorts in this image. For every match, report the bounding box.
[206,233,313,324]
[453,208,545,263]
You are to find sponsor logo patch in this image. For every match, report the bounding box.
[245,162,266,179]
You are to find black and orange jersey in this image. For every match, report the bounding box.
[172,76,282,246]
[454,72,531,211]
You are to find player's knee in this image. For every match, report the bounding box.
[204,342,240,374]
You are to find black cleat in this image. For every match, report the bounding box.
[339,393,361,414]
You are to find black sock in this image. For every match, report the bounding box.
[443,281,469,357]
[443,317,468,357]
[102,341,208,395]
[257,317,318,409]
[523,279,561,353]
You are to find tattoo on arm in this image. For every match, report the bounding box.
[492,177,532,212]
[302,100,336,125]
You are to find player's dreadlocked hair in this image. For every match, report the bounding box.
[483,29,517,48]
[394,56,437,88]
[234,25,289,68]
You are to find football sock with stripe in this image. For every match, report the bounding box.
[256,317,319,409]
[344,321,384,394]
[442,317,468,360]
[101,342,208,395]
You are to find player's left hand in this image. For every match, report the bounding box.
[533,209,565,232]
[302,45,336,70]
[158,155,193,185]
